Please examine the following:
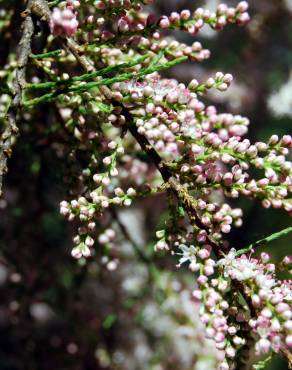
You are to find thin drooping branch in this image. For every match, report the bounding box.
[110,207,151,264]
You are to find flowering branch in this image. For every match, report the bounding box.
[1,1,291,369]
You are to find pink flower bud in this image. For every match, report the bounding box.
[286,335,292,348]
[71,247,82,259]
[258,338,270,354]
[169,12,180,22]
[159,16,170,29]
[197,275,208,285]
[192,290,202,300]
[237,12,250,25]
[180,9,191,20]
[236,1,249,13]
[260,252,270,263]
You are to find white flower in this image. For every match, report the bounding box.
[177,244,197,266]
[256,274,275,289]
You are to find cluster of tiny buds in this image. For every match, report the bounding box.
[218,250,292,356]
[173,247,291,368]
[189,72,233,93]
[50,2,79,38]
[150,39,211,62]
[194,281,247,370]
[60,185,137,220]
[178,133,291,211]
[112,73,253,153]
[71,226,116,259]
[87,2,249,59]
[197,201,243,235]
[158,2,250,35]
[114,76,227,156]
[154,230,290,368]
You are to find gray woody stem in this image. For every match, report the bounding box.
[0,0,50,196]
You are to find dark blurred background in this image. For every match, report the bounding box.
[0,1,291,369]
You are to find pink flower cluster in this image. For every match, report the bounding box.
[50,6,79,37]
[159,1,250,34]
[221,251,292,355]
[182,247,292,369]
[85,1,249,56]
[179,243,245,369]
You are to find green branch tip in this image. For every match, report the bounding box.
[236,226,292,257]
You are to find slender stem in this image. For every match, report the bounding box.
[23,56,188,107]
[235,226,292,257]
[26,53,152,90]
[48,0,62,6]
[30,49,63,59]
[111,208,151,264]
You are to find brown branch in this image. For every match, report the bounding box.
[125,117,223,255]
[0,0,55,196]
[0,2,36,196]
